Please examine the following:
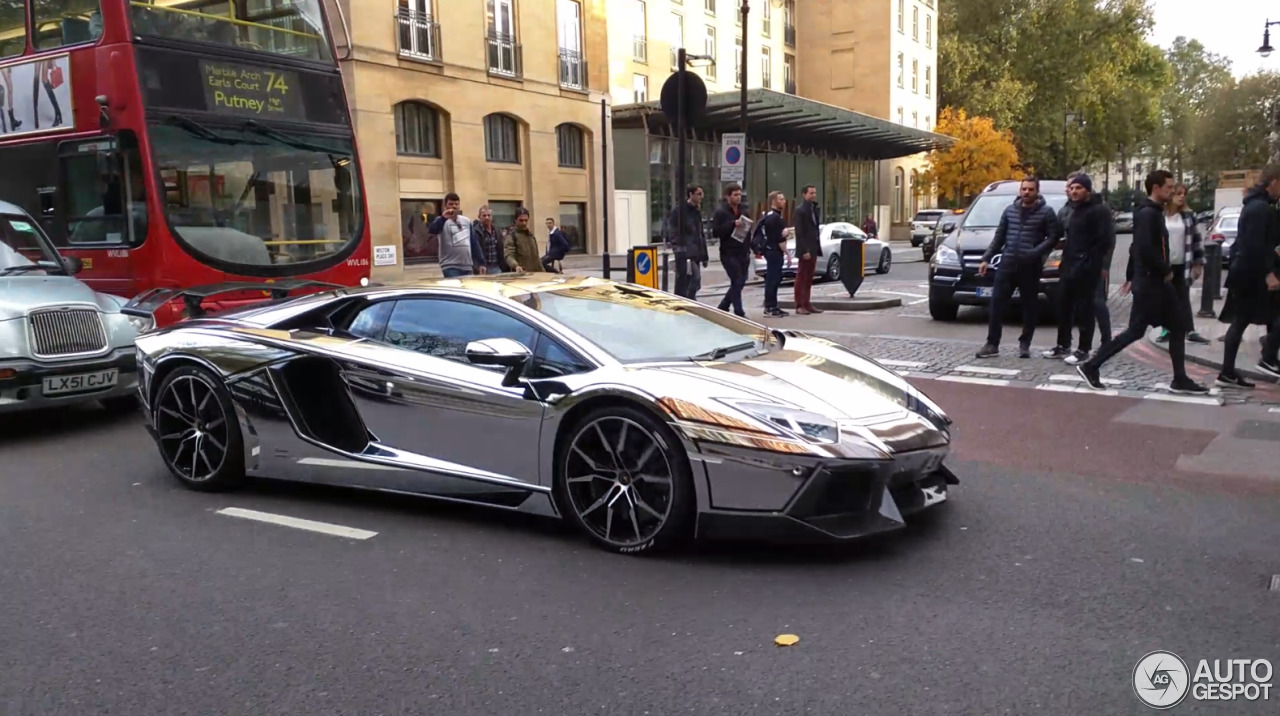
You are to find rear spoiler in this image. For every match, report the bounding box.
[121,280,345,320]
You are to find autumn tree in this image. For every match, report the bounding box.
[1189,71,1280,178]
[922,108,1024,205]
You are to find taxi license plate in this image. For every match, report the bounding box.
[42,369,118,396]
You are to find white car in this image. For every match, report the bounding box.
[752,223,891,282]
[911,210,946,246]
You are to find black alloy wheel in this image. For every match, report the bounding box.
[153,366,245,491]
[877,248,892,274]
[556,406,694,554]
[825,254,842,282]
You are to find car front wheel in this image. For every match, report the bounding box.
[824,254,841,282]
[876,248,892,274]
[929,287,959,321]
[555,405,695,555]
[153,365,245,492]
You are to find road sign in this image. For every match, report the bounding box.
[630,245,659,289]
[720,133,745,183]
[659,69,707,127]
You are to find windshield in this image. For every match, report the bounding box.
[525,284,774,363]
[963,194,1068,229]
[149,120,361,271]
[1219,217,1238,231]
[0,214,60,275]
[130,0,333,63]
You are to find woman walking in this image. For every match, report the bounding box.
[1153,183,1210,345]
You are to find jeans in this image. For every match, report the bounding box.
[794,254,817,310]
[442,267,473,278]
[1094,275,1112,345]
[1055,269,1100,352]
[763,250,784,310]
[485,263,504,275]
[986,263,1042,347]
[717,251,749,316]
[686,261,702,300]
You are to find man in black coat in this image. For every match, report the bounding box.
[665,185,708,300]
[1215,164,1280,386]
[976,177,1063,359]
[1043,173,1114,364]
[791,184,823,314]
[1076,170,1209,394]
[711,183,751,317]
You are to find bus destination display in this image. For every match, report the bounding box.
[200,61,304,119]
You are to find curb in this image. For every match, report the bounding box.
[777,295,902,311]
[1145,334,1278,384]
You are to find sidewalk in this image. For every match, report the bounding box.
[1147,290,1276,383]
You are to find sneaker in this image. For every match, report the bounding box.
[975,343,999,358]
[1018,343,1031,359]
[1169,378,1211,395]
[1042,345,1069,359]
[1075,363,1105,390]
[1154,329,1169,344]
[1257,360,1280,379]
[1216,372,1256,389]
[1188,331,1211,345]
[1064,349,1089,365]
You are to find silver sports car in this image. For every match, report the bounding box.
[127,275,957,554]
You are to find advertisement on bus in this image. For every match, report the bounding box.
[0,54,73,137]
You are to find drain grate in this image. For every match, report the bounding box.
[1270,575,1280,592]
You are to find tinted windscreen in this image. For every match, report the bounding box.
[131,0,333,62]
[149,120,361,271]
[963,194,1068,228]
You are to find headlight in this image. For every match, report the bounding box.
[1046,249,1062,268]
[933,244,960,267]
[127,314,155,334]
[722,400,840,444]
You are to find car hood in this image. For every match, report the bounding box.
[944,227,996,253]
[0,275,124,321]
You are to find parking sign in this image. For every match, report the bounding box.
[720,133,745,183]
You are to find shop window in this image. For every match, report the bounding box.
[400,198,441,262]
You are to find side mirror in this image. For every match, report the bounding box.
[942,223,957,235]
[61,256,83,275]
[466,338,531,387]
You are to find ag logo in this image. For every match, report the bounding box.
[1134,650,1190,709]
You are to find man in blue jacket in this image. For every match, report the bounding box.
[975,177,1063,359]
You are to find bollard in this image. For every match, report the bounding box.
[602,252,612,278]
[1198,242,1222,317]
[661,252,670,293]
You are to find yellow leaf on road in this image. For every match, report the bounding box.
[775,634,800,647]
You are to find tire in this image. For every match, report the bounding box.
[876,248,892,274]
[928,288,959,321]
[824,254,841,282]
[151,365,245,492]
[554,405,695,555]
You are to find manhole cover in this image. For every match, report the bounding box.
[1231,421,1280,442]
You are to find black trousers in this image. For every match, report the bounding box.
[1055,268,1100,352]
[1223,309,1280,373]
[1170,263,1197,335]
[1094,275,1113,345]
[986,263,1042,347]
[1086,280,1188,381]
[717,251,749,316]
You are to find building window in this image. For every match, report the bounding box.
[490,201,523,231]
[761,0,771,37]
[912,110,918,127]
[896,53,903,88]
[896,107,904,125]
[925,66,932,98]
[783,53,795,94]
[559,202,587,253]
[734,35,742,87]
[394,102,440,157]
[486,0,521,77]
[703,25,716,80]
[783,0,795,47]
[892,167,905,223]
[911,59,918,93]
[670,12,682,69]
[556,124,585,168]
[912,6,918,40]
[558,0,586,89]
[632,0,647,62]
[402,199,442,262]
[926,15,932,48]
[484,114,520,163]
[926,116,932,129]
[704,0,714,14]
[396,0,439,61]
[896,0,903,33]
[633,73,649,102]
[761,46,771,89]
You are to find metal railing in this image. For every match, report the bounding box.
[784,24,795,46]
[396,9,439,61]
[486,31,522,78]
[558,48,587,89]
[632,35,647,62]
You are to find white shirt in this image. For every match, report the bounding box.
[1165,214,1186,265]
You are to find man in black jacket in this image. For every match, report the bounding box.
[1043,173,1113,364]
[665,185,708,300]
[1216,165,1280,385]
[757,190,789,317]
[792,184,823,315]
[711,184,751,316]
[1077,170,1209,394]
[976,177,1063,359]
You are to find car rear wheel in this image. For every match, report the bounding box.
[153,366,245,492]
[555,406,694,555]
[876,248,892,274]
[824,254,841,282]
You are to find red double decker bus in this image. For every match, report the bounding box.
[0,0,369,316]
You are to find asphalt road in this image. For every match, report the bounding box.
[3,373,1278,715]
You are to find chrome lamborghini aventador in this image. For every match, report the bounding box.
[127,274,957,554]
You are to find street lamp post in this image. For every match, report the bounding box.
[1258,19,1279,58]
[1062,109,1083,179]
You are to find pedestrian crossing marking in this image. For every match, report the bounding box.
[953,364,1020,377]
[878,359,929,369]
[1036,383,1120,397]
[1049,374,1123,387]
[936,375,1011,387]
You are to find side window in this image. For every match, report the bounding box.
[347,300,395,340]
[526,334,593,380]
[0,3,26,58]
[60,132,148,247]
[383,298,538,367]
[33,0,103,50]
